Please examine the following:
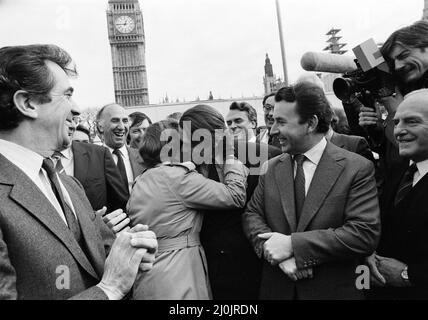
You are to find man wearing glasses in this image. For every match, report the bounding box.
[257,92,281,149]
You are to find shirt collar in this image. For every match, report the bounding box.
[413,159,428,179]
[106,144,129,160]
[58,147,72,160]
[0,138,44,181]
[301,137,327,166]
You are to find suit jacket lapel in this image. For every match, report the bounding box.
[72,141,89,183]
[297,143,345,232]
[62,176,105,278]
[0,155,99,279]
[275,154,297,232]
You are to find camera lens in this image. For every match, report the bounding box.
[333,78,356,101]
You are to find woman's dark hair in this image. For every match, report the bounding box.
[179,105,226,161]
[139,119,179,168]
[0,44,77,131]
[179,104,225,136]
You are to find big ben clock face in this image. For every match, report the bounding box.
[115,15,135,33]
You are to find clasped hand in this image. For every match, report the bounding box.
[258,232,313,281]
[99,224,158,299]
[366,253,409,288]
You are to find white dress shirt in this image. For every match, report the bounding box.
[293,137,327,196]
[107,144,134,193]
[0,139,77,224]
[58,147,74,176]
[411,159,428,186]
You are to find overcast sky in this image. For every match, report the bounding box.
[0,0,424,108]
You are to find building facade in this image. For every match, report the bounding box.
[106,0,149,107]
[263,54,285,95]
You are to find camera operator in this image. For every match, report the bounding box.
[341,21,428,194]
[357,20,428,145]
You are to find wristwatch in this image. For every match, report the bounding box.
[401,266,409,281]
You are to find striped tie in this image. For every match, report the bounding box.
[42,158,83,245]
[394,163,418,207]
[52,151,65,174]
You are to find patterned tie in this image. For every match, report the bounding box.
[52,151,65,174]
[394,163,418,207]
[113,148,129,190]
[42,158,83,244]
[294,154,306,221]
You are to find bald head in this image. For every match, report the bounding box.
[296,73,325,92]
[394,89,428,162]
[97,103,129,149]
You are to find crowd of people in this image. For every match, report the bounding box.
[1,20,428,300]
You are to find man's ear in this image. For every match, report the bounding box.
[307,115,319,133]
[96,120,104,134]
[13,90,38,119]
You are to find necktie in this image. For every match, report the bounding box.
[394,163,418,206]
[294,154,306,221]
[42,158,83,244]
[52,151,65,174]
[113,148,129,191]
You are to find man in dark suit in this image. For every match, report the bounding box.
[96,103,145,194]
[201,139,281,300]
[327,128,375,163]
[242,83,380,300]
[58,140,129,212]
[367,89,428,299]
[0,44,157,300]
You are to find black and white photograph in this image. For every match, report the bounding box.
[0,0,428,308]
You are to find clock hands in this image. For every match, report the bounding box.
[115,16,134,33]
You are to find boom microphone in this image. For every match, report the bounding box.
[300,52,357,74]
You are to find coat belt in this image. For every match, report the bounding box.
[157,234,200,253]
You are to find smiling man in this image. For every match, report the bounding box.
[242,82,380,300]
[128,112,152,149]
[367,89,428,299]
[357,21,428,147]
[97,103,145,193]
[0,44,157,300]
[257,93,281,148]
[226,101,257,142]
[381,21,428,91]
[54,112,129,214]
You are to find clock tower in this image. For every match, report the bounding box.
[106,0,149,107]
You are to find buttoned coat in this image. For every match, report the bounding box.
[242,142,380,300]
